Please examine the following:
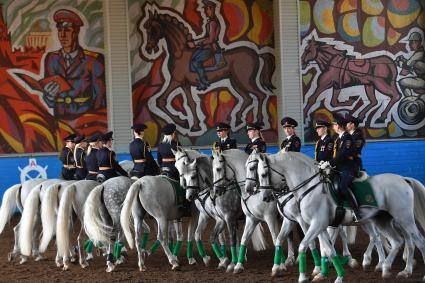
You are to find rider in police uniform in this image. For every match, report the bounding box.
[244,123,266,154]
[346,114,365,173]
[314,120,334,162]
[96,131,128,182]
[331,114,360,220]
[74,135,88,180]
[85,133,101,181]
[157,123,180,181]
[60,134,77,180]
[129,123,159,178]
[280,117,301,152]
[213,122,237,152]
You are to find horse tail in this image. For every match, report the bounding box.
[19,185,42,256]
[404,177,425,232]
[56,183,76,258]
[83,184,110,244]
[120,181,141,249]
[259,53,276,92]
[0,184,21,234]
[39,183,61,253]
[345,226,357,245]
[251,222,268,251]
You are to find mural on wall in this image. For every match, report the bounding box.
[300,0,425,141]
[129,0,277,146]
[0,0,106,154]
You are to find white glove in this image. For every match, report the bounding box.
[319,161,330,170]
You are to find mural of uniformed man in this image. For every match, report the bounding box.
[43,9,106,120]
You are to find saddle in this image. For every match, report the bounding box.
[202,50,227,72]
[339,58,371,87]
[159,175,186,207]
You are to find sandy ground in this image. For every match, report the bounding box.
[0,216,423,283]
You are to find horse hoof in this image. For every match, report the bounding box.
[226,263,235,273]
[233,263,244,274]
[362,255,371,270]
[70,257,77,263]
[106,262,115,273]
[188,257,197,265]
[171,264,180,271]
[375,263,383,272]
[62,265,69,271]
[285,256,295,267]
[334,276,344,283]
[34,255,43,261]
[396,270,411,278]
[348,258,359,269]
[312,273,326,282]
[299,273,309,283]
[80,262,89,269]
[139,265,147,272]
[279,263,287,272]
[7,252,16,262]
[311,266,321,277]
[203,255,211,267]
[19,257,28,265]
[218,257,229,270]
[86,253,93,261]
[382,270,391,279]
[271,264,282,277]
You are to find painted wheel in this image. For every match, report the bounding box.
[397,96,425,126]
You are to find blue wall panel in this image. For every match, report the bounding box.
[0,140,424,203]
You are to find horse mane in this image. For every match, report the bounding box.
[315,41,345,58]
[155,11,193,42]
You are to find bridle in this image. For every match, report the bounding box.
[212,154,244,196]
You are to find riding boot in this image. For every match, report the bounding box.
[345,193,360,221]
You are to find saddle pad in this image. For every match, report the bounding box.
[327,176,377,208]
[159,175,186,206]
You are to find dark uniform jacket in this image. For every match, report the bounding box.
[213,137,237,151]
[74,147,87,180]
[129,138,159,178]
[60,146,76,180]
[244,138,267,155]
[280,135,301,152]
[96,147,128,180]
[85,148,99,181]
[331,132,356,174]
[351,129,365,171]
[157,140,180,180]
[315,135,334,162]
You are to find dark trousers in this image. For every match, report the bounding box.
[61,167,76,180]
[338,170,358,213]
[85,173,98,181]
[97,169,118,182]
[75,168,88,180]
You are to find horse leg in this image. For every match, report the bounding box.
[186,212,197,265]
[330,89,357,108]
[229,84,255,127]
[339,226,359,268]
[8,222,21,262]
[234,216,259,274]
[305,75,333,115]
[224,215,238,273]
[210,218,228,269]
[155,80,189,128]
[358,85,378,123]
[374,78,401,122]
[194,212,211,266]
[171,220,184,263]
[105,243,115,272]
[133,201,147,271]
[156,218,179,270]
[272,217,294,277]
[181,84,202,132]
[314,231,345,283]
[361,222,385,271]
[77,227,89,269]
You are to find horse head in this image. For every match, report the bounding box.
[301,38,318,69]
[212,150,231,197]
[245,150,261,194]
[143,11,162,54]
[256,153,274,202]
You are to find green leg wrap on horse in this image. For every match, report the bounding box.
[274,246,282,265]
[139,232,149,249]
[187,240,194,258]
[220,244,227,258]
[280,246,286,264]
[149,240,161,254]
[84,240,93,253]
[332,256,346,277]
[231,246,237,264]
[321,256,330,276]
[311,249,321,267]
[168,240,174,252]
[212,242,223,259]
[196,240,206,257]
[237,244,247,264]
[298,251,307,273]
[173,240,183,256]
[113,242,124,259]
[338,254,349,265]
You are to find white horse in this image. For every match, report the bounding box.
[18,179,75,263]
[247,151,425,282]
[175,148,267,272]
[0,179,45,262]
[56,180,100,270]
[210,149,287,274]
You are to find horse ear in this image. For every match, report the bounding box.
[258,153,266,162]
[171,148,177,156]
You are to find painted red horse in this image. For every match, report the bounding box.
[301,38,401,124]
[140,8,275,131]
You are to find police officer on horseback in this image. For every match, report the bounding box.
[96,131,128,182]
[213,122,237,152]
[74,135,88,180]
[280,117,301,152]
[244,122,266,154]
[157,123,180,181]
[129,123,159,178]
[346,114,365,173]
[314,120,334,162]
[60,134,77,180]
[85,133,102,181]
[330,114,360,221]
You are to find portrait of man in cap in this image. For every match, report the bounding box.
[42,8,106,121]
